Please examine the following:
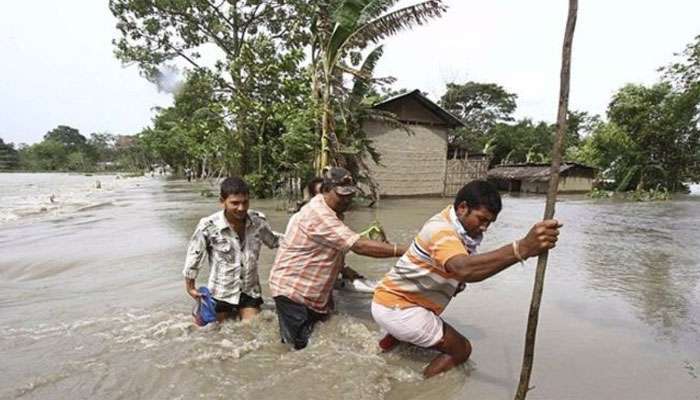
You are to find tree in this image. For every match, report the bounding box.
[44,125,87,153]
[0,138,20,170]
[565,110,600,148]
[311,0,446,171]
[487,119,555,166]
[334,45,407,201]
[110,0,312,176]
[87,133,117,162]
[439,81,518,134]
[437,81,518,156]
[19,139,69,171]
[608,83,699,191]
[661,34,700,91]
[568,121,641,190]
[660,34,700,183]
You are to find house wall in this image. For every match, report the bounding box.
[444,158,491,196]
[522,181,549,194]
[363,120,447,196]
[558,176,593,192]
[520,177,593,193]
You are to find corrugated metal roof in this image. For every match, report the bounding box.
[487,162,596,182]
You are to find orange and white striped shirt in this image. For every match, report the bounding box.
[373,206,481,315]
[269,194,360,313]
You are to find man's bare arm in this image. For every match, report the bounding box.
[445,219,562,283]
[350,238,408,258]
[185,278,201,299]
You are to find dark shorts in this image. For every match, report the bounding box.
[274,296,328,350]
[213,293,263,314]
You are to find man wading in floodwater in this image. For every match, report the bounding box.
[269,167,408,350]
[183,177,280,323]
[371,180,562,378]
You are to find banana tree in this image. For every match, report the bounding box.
[311,0,447,173]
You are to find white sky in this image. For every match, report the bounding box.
[1,0,698,145]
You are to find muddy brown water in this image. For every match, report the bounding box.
[1,174,699,399]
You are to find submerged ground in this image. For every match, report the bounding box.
[1,173,698,399]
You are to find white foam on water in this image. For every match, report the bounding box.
[0,172,149,224]
[0,306,462,400]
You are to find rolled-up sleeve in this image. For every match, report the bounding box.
[183,224,207,279]
[259,220,280,249]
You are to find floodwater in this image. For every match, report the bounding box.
[1,173,699,400]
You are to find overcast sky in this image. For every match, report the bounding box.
[1,1,699,145]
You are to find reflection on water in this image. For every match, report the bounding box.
[1,174,699,399]
[581,200,700,341]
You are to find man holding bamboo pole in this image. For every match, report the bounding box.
[372,180,562,377]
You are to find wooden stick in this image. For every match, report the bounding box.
[514,1,578,399]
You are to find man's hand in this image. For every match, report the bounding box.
[341,266,365,281]
[185,278,201,299]
[518,219,562,259]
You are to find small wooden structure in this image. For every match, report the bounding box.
[487,162,596,193]
[444,153,490,196]
[363,90,489,197]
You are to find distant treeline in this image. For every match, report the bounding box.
[0,126,148,173]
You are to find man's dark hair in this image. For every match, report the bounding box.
[220,177,249,199]
[306,177,324,196]
[453,180,502,216]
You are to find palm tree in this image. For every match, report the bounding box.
[310,0,447,172]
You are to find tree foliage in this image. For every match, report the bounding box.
[44,125,88,153]
[0,138,20,170]
[440,81,517,134]
[606,83,699,191]
[5,4,658,196]
[311,0,446,171]
[488,119,555,165]
[110,0,312,183]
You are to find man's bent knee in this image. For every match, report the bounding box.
[434,323,472,364]
[457,338,472,364]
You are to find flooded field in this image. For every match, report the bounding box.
[1,173,698,399]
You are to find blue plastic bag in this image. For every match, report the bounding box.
[192,287,217,326]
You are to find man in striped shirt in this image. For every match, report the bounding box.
[269,167,408,350]
[372,180,562,378]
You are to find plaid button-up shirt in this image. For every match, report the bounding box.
[269,194,360,313]
[183,210,279,304]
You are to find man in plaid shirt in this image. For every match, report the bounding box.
[184,177,280,323]
[269,167,408,349]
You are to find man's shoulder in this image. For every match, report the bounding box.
[418,212,457,240]
[304,195,339,219]
[196,211,223,231]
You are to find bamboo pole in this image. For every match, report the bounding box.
[514,1,578,399]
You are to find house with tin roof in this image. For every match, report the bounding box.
[487,162,597,193]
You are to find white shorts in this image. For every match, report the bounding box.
[371,302,444,348]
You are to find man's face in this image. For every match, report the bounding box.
[331,188,354,213]
[456,203,496,238]
[221,193,249,222]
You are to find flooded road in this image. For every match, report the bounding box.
[1,174,699,399]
